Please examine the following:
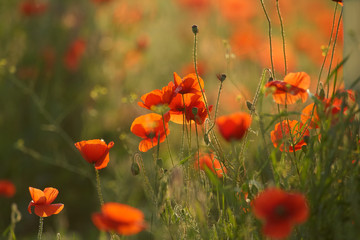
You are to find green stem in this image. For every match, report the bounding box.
[162,113,174,166]
[276,0,287,75]
[259,0,275,78]
[38,217,43,240]
[95,167,104,206]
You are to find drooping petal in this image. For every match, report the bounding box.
[117,222,146,235]
[28,200,35,214]
[29,187,46,204]
[34,204,64,217]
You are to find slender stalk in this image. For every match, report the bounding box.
[259,0,275,78]
[95,167,104,206]
[317,4,338,94]
[37,217,43,240]
[326,8,343,98]
[162,113,174,166]
[276,0,287,75]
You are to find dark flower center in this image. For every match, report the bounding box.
[274,205,288,218]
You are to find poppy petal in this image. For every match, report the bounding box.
[43,187,59,204]
[28,200,35,214]
[102,202,144,223]
[29,187,46,204]
[263,220,293,239]
[34,204,64,217]
[95,152,110,170]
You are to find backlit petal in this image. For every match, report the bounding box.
[34,204,64,217]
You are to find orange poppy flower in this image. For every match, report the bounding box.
[217,0,258,22]
[168,93,212,125]
[301,89,356,128]
[75,139,114,170]
[270,120,310,152]
[173,72,204,95]
[216,112,252,142]
[176,0,211,11]
[194,153,227,178]
[265,72,310,105]
[138,82,178,113]
[28,187,64,217]
[64,39,86,71]
[0,180,16,198]
[19,1,48,17]
[92,202,146,235]
[130,113,170,152]
[252,188,309,239]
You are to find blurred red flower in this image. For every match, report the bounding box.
[265,72,310,105]
[176,0,211,11]
[92,202,146,235]
[64,39,86,71]
[253,188,309,239]
[130,113,170,152]
[168,93,212,125]
[217,0,258,23]
[271,120,309,152]
[28,187,64,217]
[75,139,114,170]
[19,1,48,17]
[173,72,204,95]
[0,180,16,198]
[216,112,251,142]
[194,153,227,178]
[180,62,206,77]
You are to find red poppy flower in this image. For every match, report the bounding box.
[130,113,170,152]
[19,1,48,17]
[271,120,310,152]
[194,153,227,178]
[168,93,212,125]
[216,112,252,142]
[217,0,258,22]
[138,82,178,113]
[64,39,86,71]
[75,139,114,170]
[253,188,309,239]
[28,187,64,217]
[0,180,16,198]
[265,72,310,105]
[92,202,146,235]
[173,72,204,95]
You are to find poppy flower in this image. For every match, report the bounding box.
[92,202,146,235]
[253,188,309,239]
[130,113,170,152]
[173,72,204,95]
[265,72,310,105]
[0,180,16,198]
[64,39,86,71]
[301,89,356,128]
[19,1,48,17]
[28,187,64,217]
[216,112,252,142]
[194,153,227,178]
[217,0,258,22]
[138,82,178,114]
[75,139,114,170]
[176,0,211,11]
[270,120,310,152]
[168,93,212,125]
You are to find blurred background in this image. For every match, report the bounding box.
[0,0,342,239]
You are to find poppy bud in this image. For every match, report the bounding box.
[319,88,325,100]
[131,162,140,176]
[192,25,198,34]
[216,73,226,82]
[246,101,253,111]
[204,133,210,145]
[268,77,273,82]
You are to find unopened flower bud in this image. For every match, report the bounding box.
[131,162,140,176]
[246,101,253,111]
[216,73,226,82]
[192,25,198,34]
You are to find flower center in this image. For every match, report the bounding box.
[274,205,288,218]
